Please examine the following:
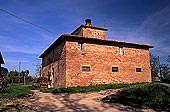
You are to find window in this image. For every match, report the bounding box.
[119,47,123,55]
[82,66,90,72]
[48,72,51,81]
[52,68,54,77]
[112,67,118,72]
[136,68,141,72]
[78,42,84,51]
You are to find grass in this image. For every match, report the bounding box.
[52,82,150,94]
[102,83,170,110]
[26,85,55,93]
[0,84,33,98]
[15,82,152,94]
[0,82,162,100]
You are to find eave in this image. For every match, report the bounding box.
[39,34,154,58]
[0,52,4,64]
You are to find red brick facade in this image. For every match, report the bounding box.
[40,19,153,88]
[71,25,107,40]
[42,41,66,88]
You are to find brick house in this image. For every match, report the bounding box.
[39,19,153,88]
[0,52,4,78]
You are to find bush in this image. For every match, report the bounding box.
[102,83,170,110]
[162,78,170,84]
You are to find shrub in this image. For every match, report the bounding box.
[102,83,170,110]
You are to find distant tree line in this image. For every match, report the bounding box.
[150,53,170,82]
[1,67,33,83]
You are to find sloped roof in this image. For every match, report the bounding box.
[39,34,154,58]
[0,52,4,64]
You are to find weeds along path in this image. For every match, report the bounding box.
[26,89,155,112]
[161,83,170,87]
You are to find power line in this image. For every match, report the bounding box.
[0,9,58,35]
[13,65,18,70]
[10,64,18,70]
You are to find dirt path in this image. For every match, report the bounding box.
[24,89,155,112]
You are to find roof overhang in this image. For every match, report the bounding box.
[39,34,154,58]
[0,52,4,64]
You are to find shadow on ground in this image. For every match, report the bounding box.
[25,90,148,112]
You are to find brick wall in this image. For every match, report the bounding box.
[82,27,106,40]
[72,27,106,40]
[42,41,66,88]
[65,41,152,87]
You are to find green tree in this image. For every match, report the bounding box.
[150,53,159,77]
[7,70,33,83]
[1,67,8,78]
[167,55,170,63]
[20,70,33,83]
[160,64,170,79]
[8,70,19,83]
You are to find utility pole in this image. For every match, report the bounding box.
[18,61,21,84]
[24,73,26,85]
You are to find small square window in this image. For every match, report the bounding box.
[136,68,141,72]
[82,66,90,72]
[78,42,84,51]
[119,47,123,55]
[112,67,118,72]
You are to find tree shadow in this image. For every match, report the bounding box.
[25,91,148,112]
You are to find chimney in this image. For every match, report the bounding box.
[85,19,91,26]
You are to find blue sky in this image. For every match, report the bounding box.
[1,0,170,76]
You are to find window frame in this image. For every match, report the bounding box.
[82,66,90,72]
[52,68,54,77]
[78,42,84,51]
[136,68,142,72]
[119,47,123,55]
[112,67,118,72]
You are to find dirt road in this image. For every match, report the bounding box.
[25,89,154,112]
